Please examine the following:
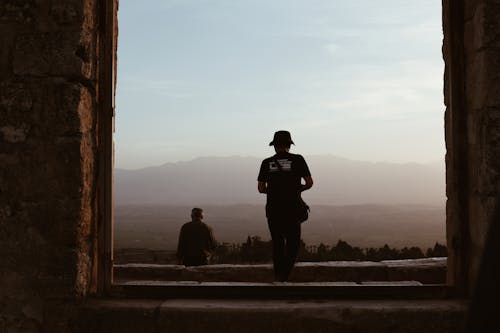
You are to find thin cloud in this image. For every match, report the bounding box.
[117,78,195,98]
[116,0,444,167]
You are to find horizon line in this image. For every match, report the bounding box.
[115,153,445,171]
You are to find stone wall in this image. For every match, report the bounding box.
[443,0,500,292]
[0,0,99,331]
[462,0,500,291]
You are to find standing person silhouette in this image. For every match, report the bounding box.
[177,208,217,266]
[257,131,313,281]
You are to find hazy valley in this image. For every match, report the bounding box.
[115,155,445,251]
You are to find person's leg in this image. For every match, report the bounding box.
[268,219,286,281]
[283,222,301,281]
[183,256,208,266]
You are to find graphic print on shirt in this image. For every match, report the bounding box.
[270,159,292,172]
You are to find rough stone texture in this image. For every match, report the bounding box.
[0,0,99,331]
[114,258,447,284]
[77,299,467,333]
[0,0,37,24]
[443,0,500,292]
[443,0,500,294]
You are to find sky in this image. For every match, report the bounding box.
[115,0,444,169]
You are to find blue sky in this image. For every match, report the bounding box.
[115,0,444,169]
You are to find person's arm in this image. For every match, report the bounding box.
[207,225,217,252]
[298,155,313,192]
[258,181,267,194]
[177,227,185,264]
[208,227,217,251]
[257,160,268,194]
[301,176,313,192]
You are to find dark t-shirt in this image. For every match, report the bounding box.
[257,152,311,218]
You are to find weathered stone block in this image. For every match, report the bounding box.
[77,300,162,333]
[466,0,500,21]
[50,1,79,25]
[154,299,467,333]
[13,32,93,78]
[1,214,78,268]
[0,79,95,140]
[464,7,484,56]
[0,141,83,200]
[76,299,467,333]
[0,124,29,143]
[33,81,95,137]
[42,301,79,333]
[465,3,500,55]
[82,0,97,32]
[382,258,448,284]
[0,31,15,76]
[0,0,100,330]
[0,80,33,113]
[0,0,37,23]
[114,259,447,284]
[466,108,500,199]
[465,50,500,110]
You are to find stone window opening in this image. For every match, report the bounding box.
[95,0,469,298]
[4,0,499,330]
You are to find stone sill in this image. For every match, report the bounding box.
[115,257,447,284]
[77,298,467,333]
[111,282,452,300]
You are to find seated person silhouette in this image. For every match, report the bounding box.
[176,208,217,266]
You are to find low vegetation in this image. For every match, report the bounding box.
[114,237,447,265]
[212,237,447,264]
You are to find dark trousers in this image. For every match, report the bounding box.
[182,256,208,266]
[267,218,301,282]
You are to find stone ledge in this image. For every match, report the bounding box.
[77,298,467,333]
[111,282,452,300]
[114,258,447,284]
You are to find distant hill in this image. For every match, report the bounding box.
[115,204,445,250]
[115,155,445,206]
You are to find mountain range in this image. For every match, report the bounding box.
[115,155,445,206]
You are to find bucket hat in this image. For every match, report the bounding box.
[269,130,295,146]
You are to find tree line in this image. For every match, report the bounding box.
[211,236,447,264]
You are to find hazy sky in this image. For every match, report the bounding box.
[115,0,444,169]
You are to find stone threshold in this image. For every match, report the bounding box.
[119,280,426,286]
[110,282,453,300]
[115,257,447,284]
[77,298,467,333]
